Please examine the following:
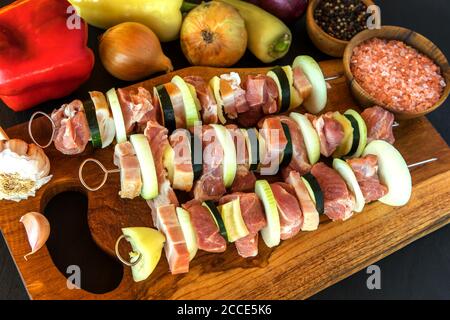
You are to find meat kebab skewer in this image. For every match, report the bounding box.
[77,106,405,206]
[28,56,345,156]
[73,107,435,277]
[112,141,436,281]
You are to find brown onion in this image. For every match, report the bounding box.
[99,22,173,81]
[180,1,247,67]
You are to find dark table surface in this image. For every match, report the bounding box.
[0,0,449,300]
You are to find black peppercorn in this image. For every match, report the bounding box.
[314,0,371,41]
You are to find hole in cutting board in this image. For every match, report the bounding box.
[43,191,123,294]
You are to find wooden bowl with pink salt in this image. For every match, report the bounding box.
[343,26,450,119]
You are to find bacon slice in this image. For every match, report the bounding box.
[219,192,266,258]
[234,89,250,114]
[51,100,90,155]
[285,171,319,231]
[293,66,313,100]
[220,79,238,119]
[163,83,186,129]
[182,199,226,253]
[144,120,169,185]
[270,182,303,240]
[311,162,355,221]
[146,180,179,226]
[144,120,179,224]
[169,129,194,192]
[361,106,395,144]
[347,155,388,203]
[156,204,190,274]
[245,75,266,107]
[220,73,249,120]
[307,113,344,157]
[114,142,142,199]
[193,125,226,202]
[258,117,287,175]
[184,76,219,125]
[117,87,160,134]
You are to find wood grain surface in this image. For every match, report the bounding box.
[0,59,449,300]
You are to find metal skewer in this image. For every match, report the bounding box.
[115,235,142,267]
[325,73,344,82]
[408,157,438,169]
[28,111,55,149]
[79,158,120,191]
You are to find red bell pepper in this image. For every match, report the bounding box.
[0,0,94,111]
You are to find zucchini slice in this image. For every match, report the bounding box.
[332,112,354,158]
[209,76,227,124]
[83,98,102,149]
[171,76,200,128]
[129,134,158,200]
[154,85,176,133]
[267,66,290,113]
[190,132,203,180]
[188,83,202,112]
[333,158,365,212]
[362,140,412,206]
[176,207,198,261]
[301,176,316,204]
[289,112,320,164]
[106,88,127,143]
[302,173,324,215]
[203,201,228,240]
[218,198,249,243]
[344,109,367,158]
[344,114,360,158]
[292,55,327,114]
[240,129,252,170]
[90,91,115,149]
[242,128,259,172]
[255,180,281,248]
[280,123,293,168]
[282,65,303,109]
[211,124,237,188]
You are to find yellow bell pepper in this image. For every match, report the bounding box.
[68,0,197,42]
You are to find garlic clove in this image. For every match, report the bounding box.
[20,212,50,260]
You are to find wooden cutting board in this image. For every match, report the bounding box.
[0,59,449,300]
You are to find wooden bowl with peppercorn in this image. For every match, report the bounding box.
[343,25,450,119]
[306,0,374,57]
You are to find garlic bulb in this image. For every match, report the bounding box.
[20,212,50,260]
[0,139,52,201]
